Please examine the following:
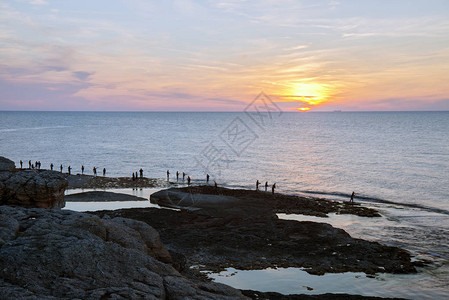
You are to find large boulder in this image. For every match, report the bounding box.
[0,206,247,299]
[151,188,241,209]
[0,157,15,171]
[0,169,67,208]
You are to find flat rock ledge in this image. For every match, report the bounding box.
[0,206,247,299]
[67,174,170,189]
[93,207,417,277]
[151,186,381,218]
[65,191,147,202]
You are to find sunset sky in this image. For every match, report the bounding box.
[1,0,448,111]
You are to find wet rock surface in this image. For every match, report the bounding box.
[152,186,381,218]
[0,206,247,299]
[241,290,407,300]
[67,174,170,189]
[0,169,67,208]
[93,206,417,277]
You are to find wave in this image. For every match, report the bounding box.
[300,190,449,216]
[0,126,71,133]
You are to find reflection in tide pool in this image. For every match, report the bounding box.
[207,267,448,299]
[64,200,159,212]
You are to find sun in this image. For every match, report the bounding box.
[297,107,311,111]
[277,82,331,111]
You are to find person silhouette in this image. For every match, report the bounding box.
[81,165,84,175]
[103,168,106,177]
[187,176,191,186]
[20,160,23,169]
[135,171,138,180]
[182,172,185,181]
[29,160,31,169]
[60,164,63,172]
[256,180,260,191]
[50,163,53,171]
[176,171,179,182]
[139,168,143,178]
[68,166,71,175]
[132,173,135,181]
[167,170,170,181]
[265,181,268,192]
[206,174,210,184]
[350,191,356,203]
[93,167,97,177]
[272,183,276,195]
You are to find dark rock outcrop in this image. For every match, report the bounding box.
[0,169,67,208]
[151,186,380,218]
[0,206,247,299]
[65,191,147,202]
[94,207,417,276]
[0,157,15,171]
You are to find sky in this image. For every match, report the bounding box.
[0,0,448,111]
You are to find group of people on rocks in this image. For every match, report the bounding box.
[131,169,144,181]
[167,170,191,185]
[20,160,42,170]
[256,180,276,194]
[18,160,106,177]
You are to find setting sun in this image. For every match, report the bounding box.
[297,107,311,111]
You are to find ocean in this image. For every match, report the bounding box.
[1,110,448,298]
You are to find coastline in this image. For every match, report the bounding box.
[0,166,438,299]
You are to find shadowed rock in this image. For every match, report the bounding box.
[0,206,247,299]
[0,168,67,208]
[0,157,15,171]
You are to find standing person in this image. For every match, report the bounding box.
[176,171,179,182]
[132,173,135,181]
[20,160,23,168]
[350,191,356,203]
[50,163,53,171]
[206,174,210,184]
[187,176,191,186]
[28,160,31,169]
[135,171,138,180]
[38,161,41,169]
[265,181,268,192]
[182,172,186,181]
[68,166,71,175]
[103,168,106,177]
[256,180,260,191]
[139,168,143,178]
[81,165,84,175]
[272,183,276,195]
[60,164,63,172]
[166,170,170,181]
[93,167,97,177]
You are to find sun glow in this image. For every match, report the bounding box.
[297,107,311,111]
[278,82,332,111]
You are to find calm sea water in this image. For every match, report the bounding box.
[1,111,447,210]
[1,111,448,298]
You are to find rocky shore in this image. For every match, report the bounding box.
[65,191,147,202]
[93,205,417,277]
[0,157,415,299]
[66,174,170,189]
